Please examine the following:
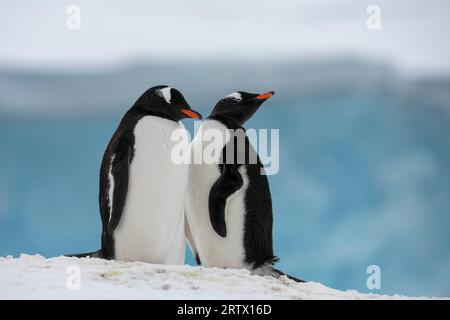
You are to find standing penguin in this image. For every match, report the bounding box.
[185,91,303,281]
[73,85,201,264]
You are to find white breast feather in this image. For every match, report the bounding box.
[113,116,187,264]
[185,119,249,269]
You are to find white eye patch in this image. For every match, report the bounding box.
[226,92,242,101]
[159,87,172,104]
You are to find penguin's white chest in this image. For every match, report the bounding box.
[185,120,249,268]
[113,116,188,264]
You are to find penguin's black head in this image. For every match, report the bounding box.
[208,91,275,127]
[133,85,202,121]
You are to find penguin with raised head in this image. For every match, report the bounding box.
[185,91,304,281]
[72,85,202,264]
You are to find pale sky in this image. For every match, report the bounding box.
[1,0,449,74]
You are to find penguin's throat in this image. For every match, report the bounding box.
[207,114,244,130]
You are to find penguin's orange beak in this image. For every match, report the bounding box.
[255,91,275,100]
[180,109,202,119]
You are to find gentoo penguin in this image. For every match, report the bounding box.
[185,91,304,281]
[72,85,201,264]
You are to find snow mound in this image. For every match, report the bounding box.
[0,254,437,299]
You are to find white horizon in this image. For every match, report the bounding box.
[1,0,449,75]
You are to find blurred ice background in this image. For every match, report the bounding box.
[1,0,449,297]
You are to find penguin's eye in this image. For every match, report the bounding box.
[226,92,242,102]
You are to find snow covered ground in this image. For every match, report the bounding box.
[0,254,441,300]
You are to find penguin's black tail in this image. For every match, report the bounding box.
[65,250,102,258]
[272,268,306,283]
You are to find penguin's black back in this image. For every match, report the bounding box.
[242,141,277,268]
[98,108,144,258]
[219,129,277,268]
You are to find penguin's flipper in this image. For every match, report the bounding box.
[104,145,134,234]
[185,214,201,265]
[208,165,243,238]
